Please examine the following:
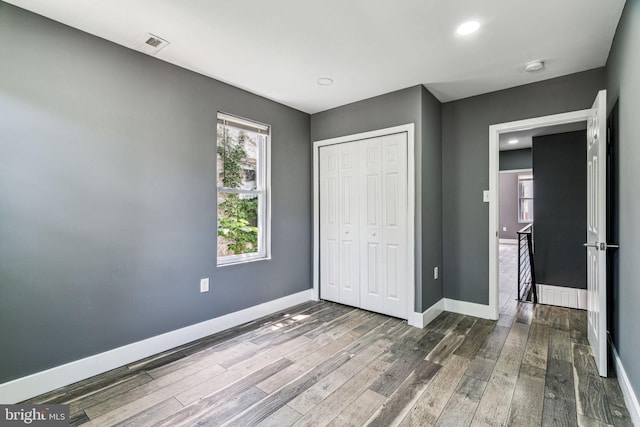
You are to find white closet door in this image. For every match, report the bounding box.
[380,133,408,318]
[319,145,340,302]
[360,137,384,313]
[319,132,408,319]
[337,142,360,307]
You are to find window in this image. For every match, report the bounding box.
[518,173,534,223]
[216,113,270,265]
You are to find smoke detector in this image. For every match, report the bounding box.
[525,60,545,72]
[135,33,170,55]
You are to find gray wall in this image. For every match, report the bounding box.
[420,86,444,309]
[0,3,311,383]
[532,131,587,289]
[310,85,443,311]
[498,173,522,240]
[500,148,532,171]
[606,0,640,403]
[442,68,605,304]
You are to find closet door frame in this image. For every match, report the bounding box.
[312,124,415,322]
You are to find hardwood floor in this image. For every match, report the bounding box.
[499,243,519,314]
[25,252,632,426]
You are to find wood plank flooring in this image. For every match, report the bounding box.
[24,301,632,427]
[24,245,632,426]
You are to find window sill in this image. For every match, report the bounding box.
[217,254,271,268]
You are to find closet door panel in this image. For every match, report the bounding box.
[360,138,384,313]
[386,244,400,299]
[381,133,408,318]
[319,145,340,302]
[337,142,360,307]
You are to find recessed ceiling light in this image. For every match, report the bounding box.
[508,139,519,145]
[456,21,480,36]
[525,60,545,72]
[317,77,334,86]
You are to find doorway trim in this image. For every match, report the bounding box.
[489,110,592,319]
[312,124,416,323]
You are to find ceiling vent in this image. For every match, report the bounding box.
[135,33,169,55]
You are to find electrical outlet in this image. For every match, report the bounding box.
[503,227,507,231]
[434,267,439,280]
[200,278,209,293]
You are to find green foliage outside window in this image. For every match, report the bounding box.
[217,126,259,255]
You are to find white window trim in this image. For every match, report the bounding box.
[216,113,271,267]
[517,174,534,223]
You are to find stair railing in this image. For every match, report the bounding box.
[516,224,538,303]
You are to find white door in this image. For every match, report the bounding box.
[586,89,608,377]
[337,142,360,307]
[380,133,408,318]
[319,145,340,302]
[320,132,408,319]
[359,134,408,319]
[360,137,384,314]
[319,142,360,306]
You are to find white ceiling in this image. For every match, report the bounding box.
[500,122,587,151]
[5,0,626,114]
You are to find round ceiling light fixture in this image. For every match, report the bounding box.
[317,77,334,86]
[525,60,545,72]
[456,21,480,36]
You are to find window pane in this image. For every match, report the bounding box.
[520,199,534,222]
[216,113,269,265]
[217,192,260,257]
[217,124,258,190]
[519,179,533,198]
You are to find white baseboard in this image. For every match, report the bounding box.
[410,298,495,326]
[0,289,313,404]
[444,298,495,320]
[499,238,518,245]
[611,343,640,426]
[536,284,586,309]
[409,299,444,328]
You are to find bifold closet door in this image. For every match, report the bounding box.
[320,133,407,319]
[360,134,408,319]
[319,142,360,307]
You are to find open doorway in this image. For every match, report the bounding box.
[497,124,588,317]
[497,131,534,313]
[488,109,593,320]
[498,169,532,307]
[490,91,610,377]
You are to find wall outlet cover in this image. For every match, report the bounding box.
[200,278,209,293]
